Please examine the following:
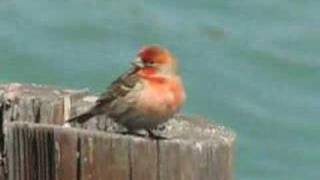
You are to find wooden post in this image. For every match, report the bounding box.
[0,83,235,180]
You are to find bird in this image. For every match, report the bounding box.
[65,45,186,138]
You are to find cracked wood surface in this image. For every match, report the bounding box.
[0,83,235,180]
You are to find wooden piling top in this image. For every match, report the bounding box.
[0,83,235,180]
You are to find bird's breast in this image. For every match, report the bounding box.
[137,76,185,117]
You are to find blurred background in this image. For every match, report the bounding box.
[0,0,319,179]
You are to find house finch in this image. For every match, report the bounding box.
[66,45,186,138]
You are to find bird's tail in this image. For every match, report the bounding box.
[66,112,95,124]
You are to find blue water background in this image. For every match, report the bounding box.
[1,0,320,179]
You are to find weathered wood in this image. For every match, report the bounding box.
[130,139,158,180]
[54,128,78,180]
[6,123,54,180]
[0,83,88,125]
[0,89,6,180]
[0,83,88,179]
[5,122,234,180]
[0,83,235,180]
[80,132,130,180]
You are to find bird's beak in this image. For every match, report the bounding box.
[132,57,144,68]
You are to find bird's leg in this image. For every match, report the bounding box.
[147,129,167,140]
[119,130,146,138]
[118,128,167,140]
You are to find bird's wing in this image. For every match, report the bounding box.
[94,67,141,113]
[66,68,141,124]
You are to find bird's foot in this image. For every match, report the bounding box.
[147,129,167,140]
[118,129,167,140]
[119,130,146,138]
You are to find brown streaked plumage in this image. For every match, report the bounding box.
[66,45,186,136]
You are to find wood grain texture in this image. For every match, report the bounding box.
[0,83,235,180]
[79,132,130,180]
[5,123,235,180]
[130,139,158,180]
[12,124,56,180]
[54,128,78,180]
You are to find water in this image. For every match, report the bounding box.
[1,0,319,179]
